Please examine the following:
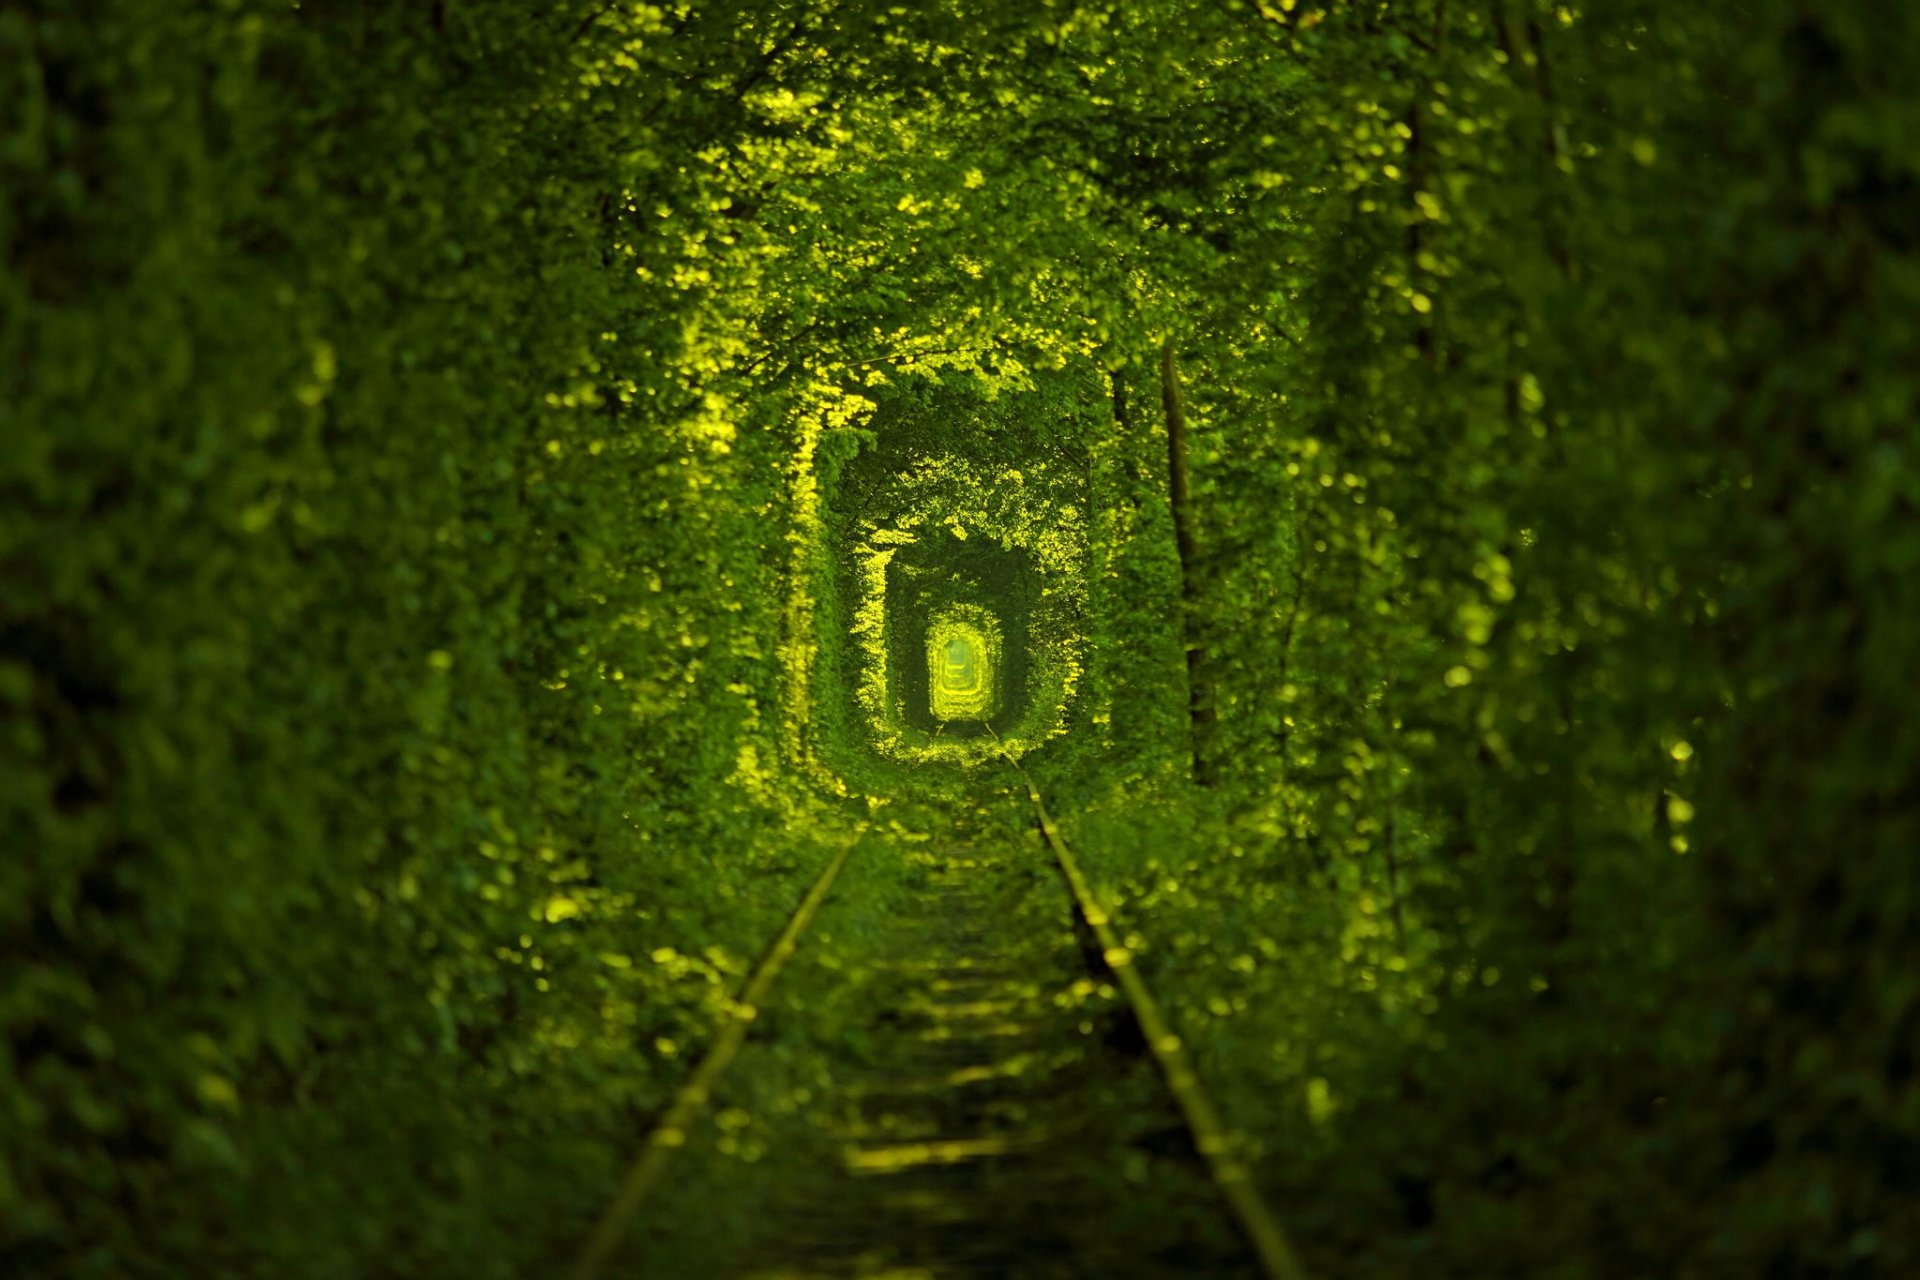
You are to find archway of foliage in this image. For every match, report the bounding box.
[926,607,999,724]
[808,372,1093,775]
[874,537,1026,739]
[9,1,1919,1277]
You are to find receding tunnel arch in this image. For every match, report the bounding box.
[800,375,1101,774]
[927,605,1000,723]
[885,533,1037,741]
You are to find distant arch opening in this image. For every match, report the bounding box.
[885,536,1032,739]
[927,608,999,722]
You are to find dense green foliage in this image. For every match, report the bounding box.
[7,0,1917,1276]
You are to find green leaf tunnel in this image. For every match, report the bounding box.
[6,2,1919,1277]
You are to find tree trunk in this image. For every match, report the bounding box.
[1160,340,1217,785]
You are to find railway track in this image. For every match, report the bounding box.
[572,778,1305,1280]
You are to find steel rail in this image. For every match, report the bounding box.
[1000,753,1310,1280]
[568,822,868,1280]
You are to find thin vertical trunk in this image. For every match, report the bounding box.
[1273,512,1310,756]
[1160,340,1217,785]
